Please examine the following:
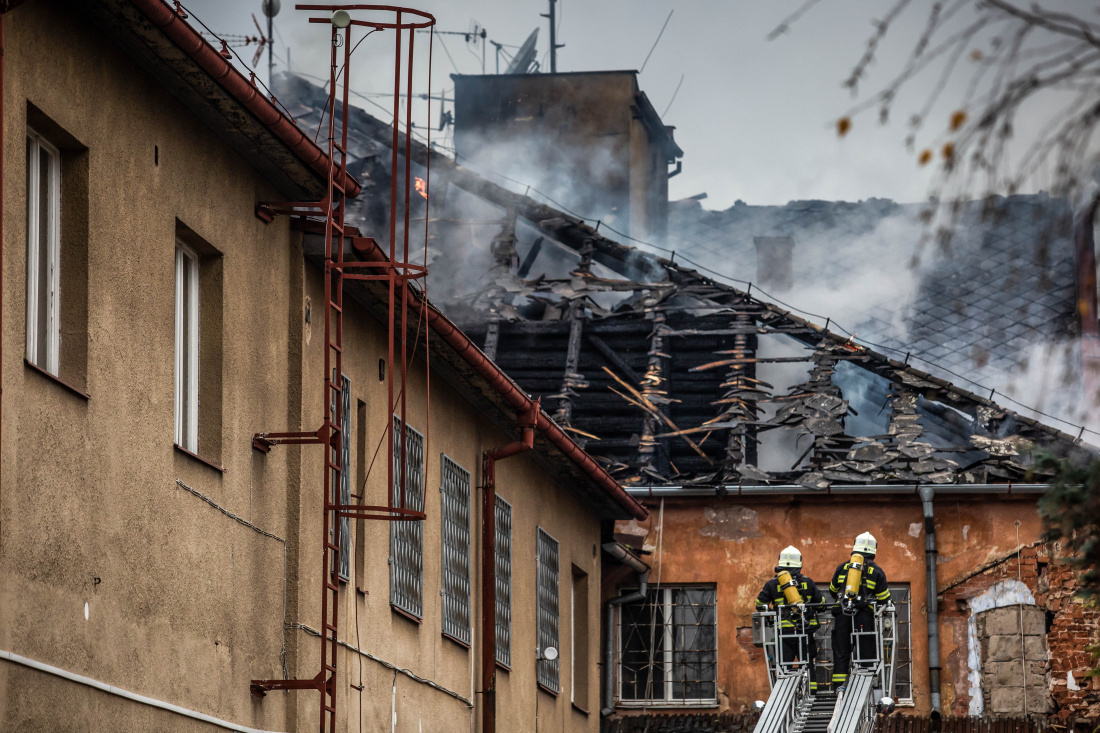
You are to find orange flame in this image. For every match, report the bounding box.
[414,177,428,200]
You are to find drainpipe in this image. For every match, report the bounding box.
[480,399,539,733]
[601,542,650,717]
[920,485,942,717]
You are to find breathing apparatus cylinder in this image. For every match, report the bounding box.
[845,553,865,596]
[842,552,864,614]
[777,570,803,605]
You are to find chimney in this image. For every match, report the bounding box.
[754,236,794,292]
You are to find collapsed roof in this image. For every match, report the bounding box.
[667,195,1078,394]
[277,73,1094,491]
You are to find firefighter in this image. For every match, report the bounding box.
[829,532,891,690]
[755,545,824,690]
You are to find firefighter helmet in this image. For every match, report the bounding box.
[778,545,803,569]
[853,532,877,555]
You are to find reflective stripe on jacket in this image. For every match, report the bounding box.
[829,561,891,604]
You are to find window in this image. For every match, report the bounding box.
[440,455,471,644]
[389,416,425,618]
[332,375,351,582]
[571,566,590,709]
[24,111,90,393]
[494,495,512,667]
[173,224,223,464]
[889,584,913,704]
[536,527,560,692]
[174,242,199,452]
[617,586,717,706]
[25,128,61,375]
[354,399,368,590]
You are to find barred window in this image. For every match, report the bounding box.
[617,586,717,705]
[331,374,352,582]
[889,584,913,704]
[536,527,560,692]
[389,416,425,618]
[440,455,471,644]
[494,496,512,667]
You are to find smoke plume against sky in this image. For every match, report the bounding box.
[187,0,1098,209]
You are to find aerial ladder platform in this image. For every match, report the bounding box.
[751,602,898,733]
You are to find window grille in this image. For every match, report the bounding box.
[440,455,471,643]
[25,128,61,376]
[173,242,199,452]
[617,586,717,705]
[494,496,512,667]
[536,527,560,692]
[889,584,913,704]
[389,416,425,617]
[330,374,351,582]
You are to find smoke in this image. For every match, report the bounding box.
[453,128,632,228]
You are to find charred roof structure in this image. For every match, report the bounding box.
[277,73,1095,491]
[668,195,1078,393]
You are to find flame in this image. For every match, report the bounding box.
[414,177,428,200]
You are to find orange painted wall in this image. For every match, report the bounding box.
[606,493,1045,715]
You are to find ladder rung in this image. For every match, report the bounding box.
[328,302,343,314]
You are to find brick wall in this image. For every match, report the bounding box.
[940,544,1098,721]
[1035,552,1100,720]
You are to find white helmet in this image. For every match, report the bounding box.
[778,545,802,569]
[853,532,877,555]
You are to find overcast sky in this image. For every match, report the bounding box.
[186,0,1096,209]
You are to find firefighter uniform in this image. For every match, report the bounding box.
[756,547,824,690]
[829,534,891,688]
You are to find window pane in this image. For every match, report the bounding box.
[181,255,193,446]
[671,588,717,700]
[619,591,667,701]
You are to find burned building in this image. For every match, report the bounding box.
[451,71,683,242]
[275,73,1100,725]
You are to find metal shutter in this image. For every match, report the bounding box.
[389,416,425,617]
[536,527,560,691]
[440,455,471,643]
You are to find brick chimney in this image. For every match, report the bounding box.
[754,236,794,292]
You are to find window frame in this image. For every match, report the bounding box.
[615,584,718,708]
[536,526,561,693]
[174,241,199,452]
[389,416,425,619]
[494,495,512,668]
[889,583,914,706]
[332,374,352,582]
[25,127,62,375]
[440,454,472,645]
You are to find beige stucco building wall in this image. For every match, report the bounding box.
[0,3,608,732]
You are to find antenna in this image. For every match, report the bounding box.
[261,0,280,88]
[539,0,564,73]
[468,19,487,73]
[505,28,539,75]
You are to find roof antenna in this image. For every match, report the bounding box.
[261,0,280,90]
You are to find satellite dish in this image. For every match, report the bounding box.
[261,0,280,18]
[505,28,538,74]
[539,646,558,661]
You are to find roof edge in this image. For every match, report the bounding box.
[290,219,647,520]
[127,0,360,198]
